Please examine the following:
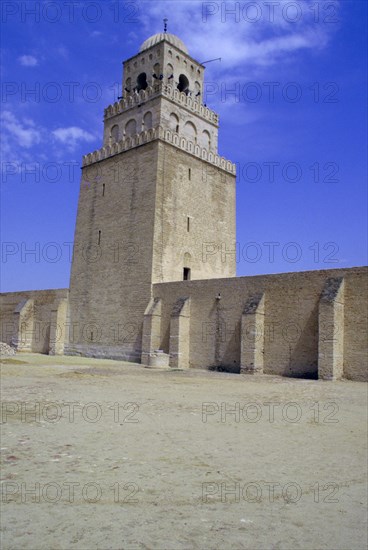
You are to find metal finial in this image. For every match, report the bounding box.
[163,18,168,33]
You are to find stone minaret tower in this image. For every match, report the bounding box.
[66,32,236,361]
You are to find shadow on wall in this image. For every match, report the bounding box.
[208,363,240,374]
[206,305,319,379]
[287,304,319,379]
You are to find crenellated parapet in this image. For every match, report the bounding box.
[82,125,236,174]
[162,84,219,125]
[104,82,219,126]
[104,84,161,119]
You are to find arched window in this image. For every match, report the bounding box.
[184,252,192,264]
[136,73,147,91]
[153,63,161,80]
[125,77,131,92]
[125,119,137,137]
[177,74,189,95]
[202,130,211,150]
[143,111,153,129]
[166,63,174,82]
[111,125,120,143]
[183,252,192,280]
[194,81,201,98]
[184,121,197,141]
[170,113,179,133]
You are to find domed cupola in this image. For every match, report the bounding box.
[139,33,188,54]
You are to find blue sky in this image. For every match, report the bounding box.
[1,0,367,291]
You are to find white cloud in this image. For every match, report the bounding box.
[0,110,98,165]
[136,0,340,122]
[18,55,38,67]
[52,126,96,151]
[1,110,42,148]
[139,0,339,71]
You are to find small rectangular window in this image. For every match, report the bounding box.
[183,267,191,280]
[98,230,101,245]
[188,168,191,180]
[102,183,105,196]
[187,217,190,232]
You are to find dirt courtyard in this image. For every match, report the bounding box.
[0,353,367,550]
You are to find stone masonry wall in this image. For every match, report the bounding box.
[149,267,367,381]
[0,289,69,354]
[66,142,159,361]
[152,141,236,283]
[66,134,235,361]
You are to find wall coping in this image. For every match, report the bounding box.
[151,266,368,290]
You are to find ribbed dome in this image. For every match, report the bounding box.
[139,33,188,54]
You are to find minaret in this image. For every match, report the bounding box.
[66,31,236,361]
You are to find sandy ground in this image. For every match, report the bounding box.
[0,353,367,550]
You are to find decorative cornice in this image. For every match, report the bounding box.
[82,125,236,175]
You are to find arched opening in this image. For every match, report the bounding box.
[153,63,162,80]
[136,72,148,91]
[110,125,120,143]
[125,77,131,92]
[184,121,197,142]
[125,119,137,137]
[143,111,153,129]
[177,74,189,95]
[170,112,179,133]
[166,63,174,82]
[194,81,201,98]
[202,130,211,150]
[183,253,192,280]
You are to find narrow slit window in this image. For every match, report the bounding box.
[98,230,101,245]
[187,217,190,232]
[188,168,191,180]
[183,267,191,280]
[102,183,105,196]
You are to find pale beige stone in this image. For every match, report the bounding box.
[0,34,367,382]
